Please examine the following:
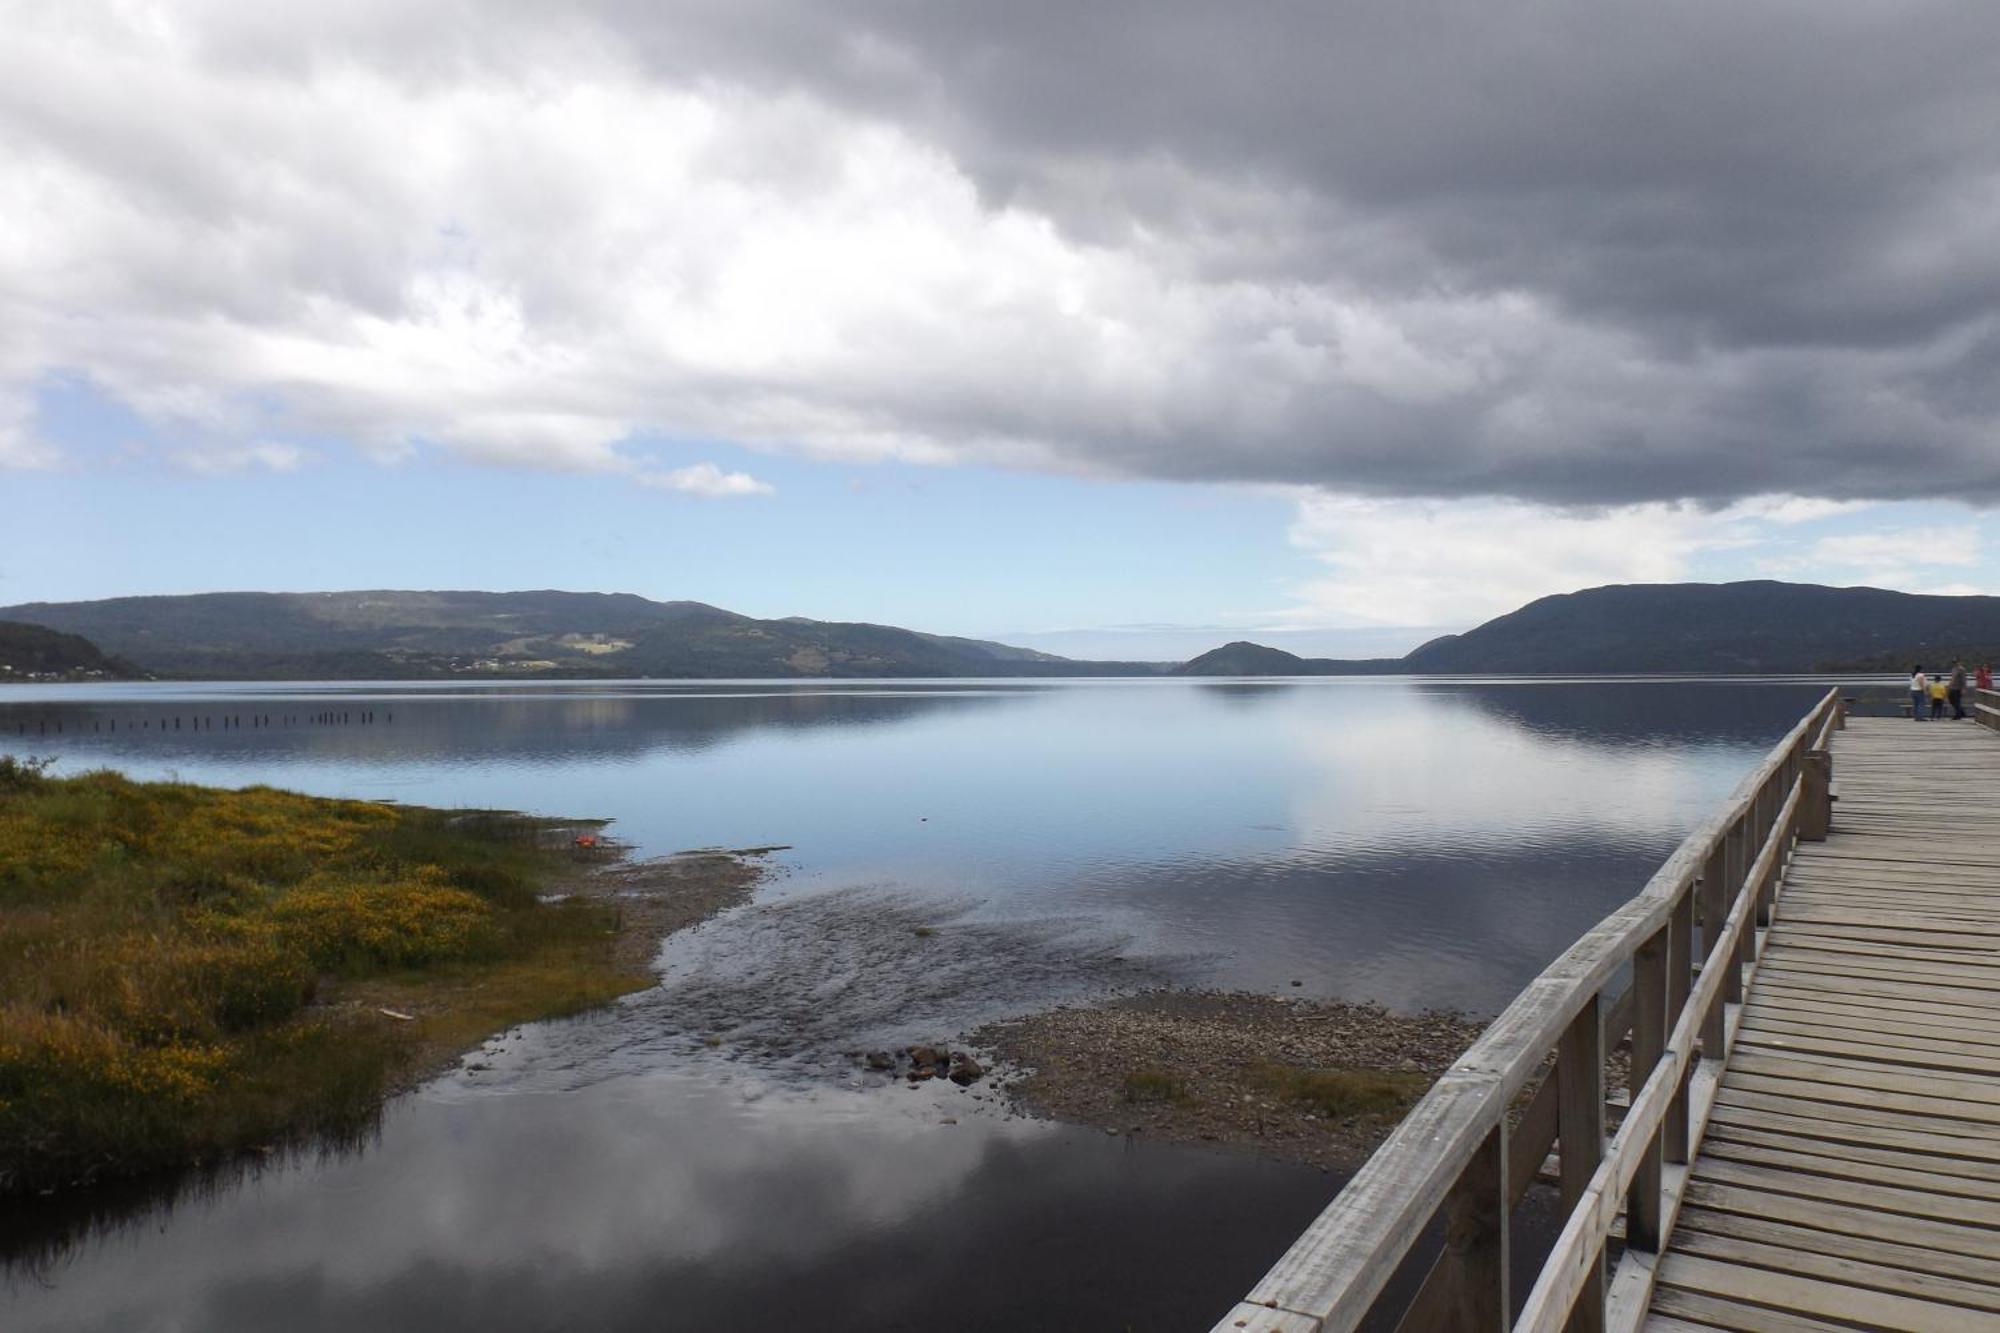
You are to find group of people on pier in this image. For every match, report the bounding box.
[1911,662,1991,720]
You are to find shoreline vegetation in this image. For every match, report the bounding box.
[974,991,1487,1170]
[0,757,761,1196]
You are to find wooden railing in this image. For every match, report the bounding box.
[1975,685,2000,732]
[1215,688,1844,1333]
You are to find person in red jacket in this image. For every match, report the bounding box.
[1978,664,1994,692]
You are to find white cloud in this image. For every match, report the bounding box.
[0,387,58,470]
[168,441,309,476]
[1725,496,1870,526]
[636,462,773,498]
[1806,526,1980,570]
[1275,495,1742,627]
[1759,523,1988,591]
[6,5,1996,509]
[1274,492,2000,630]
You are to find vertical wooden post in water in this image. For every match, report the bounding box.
[1444,1121,1509,1331]
[1557,994,1605,1333]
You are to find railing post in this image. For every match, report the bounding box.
[1726,818,1751,997]
[1626,926,1668,1253]
[1752,775,1778,927]
[1443,1121,1509,1332]
[1665,882,1694,1160]
[1557,993,1605,1333]
[1699,837,1728,1054]
[1798,750,1831,841]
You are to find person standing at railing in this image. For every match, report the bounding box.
[1931,674,1950,719]
[1951,662,1969,720]
[1979,664,1993,693]
[1911,665,1929,721]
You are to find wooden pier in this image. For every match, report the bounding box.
[1217,689,2000,1333]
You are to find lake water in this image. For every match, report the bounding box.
[0,677,1831,1331]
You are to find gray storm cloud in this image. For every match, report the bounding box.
[4,1,1998,503]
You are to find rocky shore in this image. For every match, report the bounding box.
[972,990,1487,1169]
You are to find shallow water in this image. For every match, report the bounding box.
[0,676,1830,1330]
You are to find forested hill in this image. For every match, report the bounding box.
[0,590,1165,680]
[0,620,141,680]
[1177,581,2000,675]
[16,581,1997,681]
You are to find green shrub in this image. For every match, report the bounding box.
[0,770,602,1194]
[270,872,500,970]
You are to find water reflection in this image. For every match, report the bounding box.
[4,1072,1334,1333]
[0,677,1832,1328]
[0,679,1831,1026]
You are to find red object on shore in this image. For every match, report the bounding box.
[573,834,598,849]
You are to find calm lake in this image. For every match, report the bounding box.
[0,677,1832,1331]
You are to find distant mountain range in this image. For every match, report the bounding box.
[1176,581,2000,675]
[4,580,1994,682]
[0,591,1164,680]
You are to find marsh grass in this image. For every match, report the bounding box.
[1250,1064,1431,1121]
[0,760,618,1194]
[1121,1067,1189,1104]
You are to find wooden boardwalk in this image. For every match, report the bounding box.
[1214,694,2000,1333]
[1647,715,2000,1332]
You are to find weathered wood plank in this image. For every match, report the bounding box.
[1736,1023,2000,1077]
[1213,1304,1323,1332]
[1647,1286,1864,1333]
[1669,1228,2000,1314]
[1701,1119,2000,1183]
[1655,1253,1979,1333]
[1680,1177,2000,1261]
[1711,1082,2000,1144]
[1635,717,2000,1324]
[1742,1008,2000,1062]
[1693,1156,2000,1229]
[1674,1204,2000,1285]
[1694,1136,2000,1204]
[1555,994,1606,1333]
[1722,1069,2000,1127]
[1728,1048,2000,1108]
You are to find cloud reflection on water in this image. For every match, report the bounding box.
[5,1072,1332,1333]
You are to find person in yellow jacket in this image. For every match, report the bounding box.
[1930,675,1949,720]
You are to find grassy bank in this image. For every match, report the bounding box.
[0,756,647,1195]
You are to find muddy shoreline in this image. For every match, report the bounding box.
[973,990,1487,1170]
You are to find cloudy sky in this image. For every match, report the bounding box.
[4,3,1998,655]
